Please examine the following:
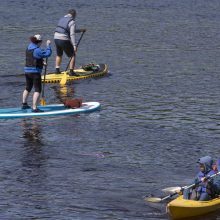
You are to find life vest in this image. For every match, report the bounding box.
[25,48,43,69]
[55,16,74,36]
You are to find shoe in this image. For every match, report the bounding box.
[21,103,31,109]
[69,70,79,76]
[55,68,61,74]
[32,108,44,113]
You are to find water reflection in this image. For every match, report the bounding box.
[19,119,49,214]
[22,119,43,148]
[51,84,75,103]
[20,119,48,169]
[21,120,48,180]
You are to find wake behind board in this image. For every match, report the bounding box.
[43,63,108,83]
[0,102,100,119]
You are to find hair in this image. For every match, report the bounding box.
[30,36,42,44]
[68,9,76,18]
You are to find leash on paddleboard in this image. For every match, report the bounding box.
[144,171,220,203]
[40,58,48,105]
[60,30,86,85]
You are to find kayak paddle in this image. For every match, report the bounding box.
[60,30,86,85]
[40,58,48,106]
[145,171,220,203]
[162,186,184,193]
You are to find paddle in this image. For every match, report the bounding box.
[60,71,67,85]
[60,30,86,85]
[162,186,183,193]
[145,171,220,203]
[40,58,48,106]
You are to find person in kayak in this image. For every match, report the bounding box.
[22,34,52,112]
[54,9,86,76]
[183,156,215,201]
[206,159,220,198]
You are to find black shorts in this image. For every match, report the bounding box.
[25,73,42,93]
[54,39,75,57]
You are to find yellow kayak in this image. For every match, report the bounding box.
[42,63,108,83]
[167,195,220,219]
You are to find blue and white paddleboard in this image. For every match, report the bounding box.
[0,102,100,119]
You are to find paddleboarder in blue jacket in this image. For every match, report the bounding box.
[22,34,52,112]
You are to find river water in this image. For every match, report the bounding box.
[0,0,220,219]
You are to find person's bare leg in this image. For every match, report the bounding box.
[69,56,76,70]
[22,89,29,104]
[32,92,40,109]
[55,56,62,71]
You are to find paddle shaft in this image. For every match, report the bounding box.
[42,58,48,98]
[159,181,206,201]
[160,192,179,201]
[65,31,86,71]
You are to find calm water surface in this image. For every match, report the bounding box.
[0,0,220,219]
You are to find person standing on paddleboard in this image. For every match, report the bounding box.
[54,9,86,76]
[22,34,52,112]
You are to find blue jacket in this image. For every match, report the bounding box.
[195,156,215,193]
[24,43,52,74]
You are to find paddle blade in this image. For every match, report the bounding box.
[162,187,182,193]
[60,72,67,85]
[40,98,46,106]
[144,197,162,203]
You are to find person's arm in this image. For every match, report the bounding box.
[69,20,76,47]
[34,41,52,58]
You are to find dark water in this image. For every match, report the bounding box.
[1,0,220,219]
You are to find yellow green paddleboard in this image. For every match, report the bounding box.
[42,63,108,83]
